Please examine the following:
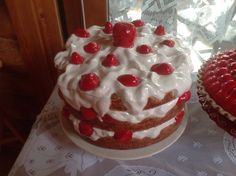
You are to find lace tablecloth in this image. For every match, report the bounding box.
[9,81,236,176]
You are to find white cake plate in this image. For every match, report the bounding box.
[59,112,188,160]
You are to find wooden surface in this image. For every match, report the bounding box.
[0,37,25,72]
[0,0,15,39]
[0,0,37,122]
[83,0,107,27]
[5,0,64,111]
[0,1,25,71]
[63,0,84,36]
[62,0,107,35]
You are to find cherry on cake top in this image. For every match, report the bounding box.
[73,28,90,38]
[113,22,137,48]
[132,19,145,27]
[154,25,165,36]
[151,63,174,75]
[103,22,113,34]
[102,53,120,67]
[70,52,84,65]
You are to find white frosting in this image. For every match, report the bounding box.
[108,98,178,123]
[69,114,177,141]
[133,118,176,139]
[56,24,192,122]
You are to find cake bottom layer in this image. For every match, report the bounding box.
[79,122,180,149]
[66,112,184,149]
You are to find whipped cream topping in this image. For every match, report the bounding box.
[108,98,178,123]
[69,114,177,141]
[55,24,192,118]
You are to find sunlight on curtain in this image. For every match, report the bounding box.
[108,0,236,72]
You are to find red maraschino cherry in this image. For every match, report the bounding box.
[117,74,141,87]
[70,52,84,64]
[102,114,115,124]
[132,20,144,27]
[161,39,175,47]
[102,54,120,67]
[136,44,152,54]
[78,73,100,91]
[80,107,97,121]
[114,130,133,142]
[79,121,93,137]
[113,22,136,48]
[151,63,174,75]
[154,25,165,36]
[103,22,113,34]
[84,42,100,54]
[177,91,191,105]
[74,28,90,38]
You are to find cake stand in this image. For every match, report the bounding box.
[59,111,188,160]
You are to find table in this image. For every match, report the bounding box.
[8,80,236,176]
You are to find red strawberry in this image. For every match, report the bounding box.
[103,22,113,34]
[70,52,84,64]
[102,54,120,67]
[217,60,228,67]
[230,62,236,70]
[229,58,236,64]
[207,81,221,94]
[227,88,236,101]
[62,105,70,119]
[161,39,175,47]
[80,107,97,121]
[74,28,90,38]
[207,63,217,70]
[84,42,100,53]
[175,111,185,124]
[102,114,115,124]
[218,74,231,83]
[202,51,236,118]
[203,70,215,79]
[215,67,228,77]
[117,74,141,87]
[151,63,174,75]
[231,70,236,79]
[205,75,217,85]
[79,121,93,137]
[78,73,100,91]
[221,80,236,93]
[136,44,152,54]
[214,90,224,103]
[154,25,165,36]
[229,51,236,58]
[113,22,136,48]
[114,130,133,142]
[132,20,144,27]
[177,91,191,105]
[222,52,231,57]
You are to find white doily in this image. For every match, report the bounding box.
[223,133,236,166]
[105,165,175,176]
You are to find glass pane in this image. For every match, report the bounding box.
[108,0,236,72]
[108,0,177,33]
